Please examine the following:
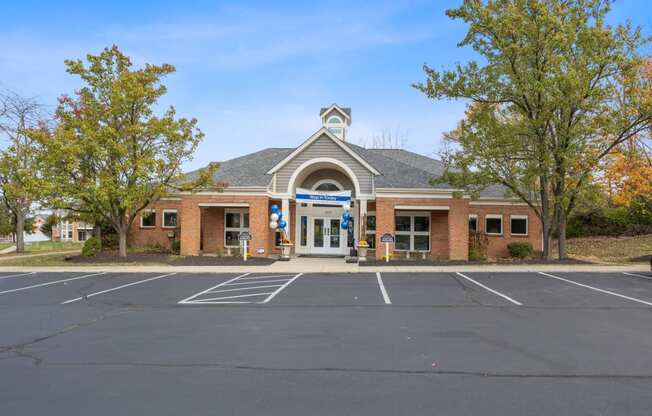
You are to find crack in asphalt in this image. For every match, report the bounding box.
[0,308,131,364]
[38,361,652,379]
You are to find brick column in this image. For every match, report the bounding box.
[249,197,270,257]
[180,199,201,256]
[448,199,469,260]
[375,198,394,259]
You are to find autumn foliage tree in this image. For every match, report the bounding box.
[34,46,215,258]
[415,0,652,259]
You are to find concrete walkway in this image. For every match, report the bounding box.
[0,256,647,274]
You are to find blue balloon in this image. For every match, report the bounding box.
[278,220,287,229]
[271,204,279,214]
[341,221,349,230]
[342,211,350,220]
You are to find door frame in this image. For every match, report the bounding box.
[295,204,354,256]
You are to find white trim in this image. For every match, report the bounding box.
[198,202,250,207]
[266,128,380,175]
[326,115,343,124]
[394,212,431,252]
[509,214,529,236]
[224,208,250,248]
[311,178,344,191]
[320,105,351,122]
[162,209,178,229]
[140,209,156,228]
[287,157,363,197]
[394,205,449,211]
[160,197,182,201]
[485,214,503,235]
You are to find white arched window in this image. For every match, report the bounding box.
[313,180,342,192]
[327,115,343,124]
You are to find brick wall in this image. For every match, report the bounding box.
[128,200,182,250]
[468,204,542,258]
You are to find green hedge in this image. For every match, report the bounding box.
[507,242,533,259]
[567,196,652,238]
[81,237,101,257]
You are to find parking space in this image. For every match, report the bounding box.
[2,269,652,415]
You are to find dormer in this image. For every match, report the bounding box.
[320,104,351,141]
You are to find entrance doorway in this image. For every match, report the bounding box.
[311,217,344,255]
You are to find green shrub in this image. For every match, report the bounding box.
[81,237,101,257]
[171,240,181,255]
[507,242,533,259]
[468,231,488,261]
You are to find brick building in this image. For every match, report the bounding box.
[129,104,542,260]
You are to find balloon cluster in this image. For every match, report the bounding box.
[269,204,287,230]
[340,203,351,230]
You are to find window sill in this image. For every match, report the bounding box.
[486,233,503,236]
[140,226,156,229]
[510,234,528,237]
[162,226,177,229]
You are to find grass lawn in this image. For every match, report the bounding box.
[0,242,14,251]
[557,234,652,264]
[24,241,84,253]
[0,253,170,267]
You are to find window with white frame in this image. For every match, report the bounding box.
[469,214,478,232]
[395,212,430,251]
[60,221,73,240]
[140,210,156,228]
[365,212,376,249]
[485,214,503,235]
[224,209,249,247]
[326,115,344,139]
[162,209,178,228]
[510,215,528,236]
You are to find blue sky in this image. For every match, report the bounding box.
[1,0,650,170]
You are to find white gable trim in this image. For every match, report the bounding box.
[287,157,362,197]
[266,127,380,175]
[320,104,351,122]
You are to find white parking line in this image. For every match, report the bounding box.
[194,292,276,303]
[539,272,652,307]
[178,273,250,304]
[623,272,652,281]
[261,273,302,303]
[456,272,523,306]
[223,279,291,286]
[0,272,36,280]
[206,284,283,294]
[0,272,107,296]
[238,274,297,280]
[375,272,391,304]
[61,272,177,304]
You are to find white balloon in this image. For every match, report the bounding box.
[270,213,279,222]
[342,203,351,211]
[269,221,278,229]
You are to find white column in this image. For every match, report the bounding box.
[282,198,290,239]
[358,199,367,242]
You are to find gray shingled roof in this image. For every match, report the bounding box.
[184,142,508,198]
[319,105,351,118]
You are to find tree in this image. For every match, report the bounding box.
[40,213,59,239]
[34,46,215,258]
[415,0,652,259]
[0,91,45,252]
[356,127,409,149]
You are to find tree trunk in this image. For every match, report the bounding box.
[541,220,552,260]
[539,174,552,260]
[93,224,102,250]
[556,203,567,260]
[118,227,128,258]
[15,211,25,253]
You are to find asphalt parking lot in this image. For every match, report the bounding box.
[1,270,652,415]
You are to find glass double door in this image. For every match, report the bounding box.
[311,217,345,255]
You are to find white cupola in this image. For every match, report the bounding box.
[320,104,351,141]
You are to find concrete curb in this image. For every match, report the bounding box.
[0,263,647,274]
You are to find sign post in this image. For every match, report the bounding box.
[380,233,394,263]
[239,232,252,261]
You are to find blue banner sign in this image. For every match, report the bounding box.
[295,188,352,206]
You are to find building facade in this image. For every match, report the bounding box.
[128,104,542,260]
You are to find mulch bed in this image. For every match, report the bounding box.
[359,257,593,267]
[65,251,277,266]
